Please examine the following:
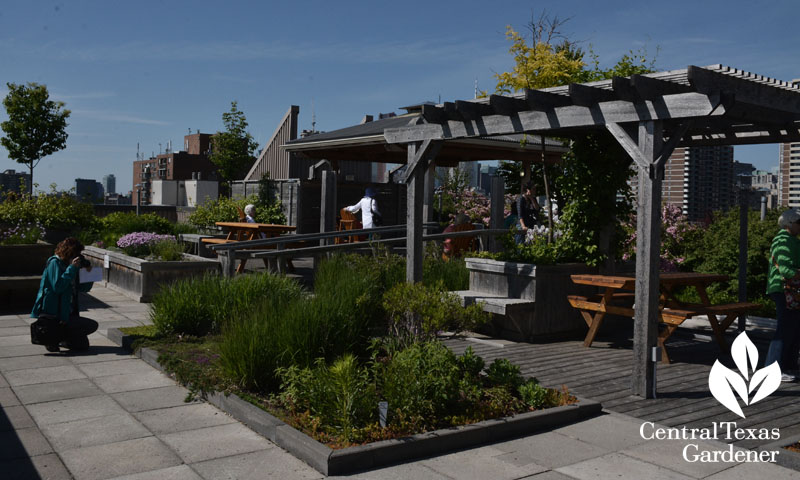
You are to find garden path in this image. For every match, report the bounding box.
[0,285,798,479]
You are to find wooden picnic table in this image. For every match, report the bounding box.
[202,222,297,273]
[568,272,759,363]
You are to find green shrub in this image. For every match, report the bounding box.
[188,195,285,229]
[486,358,523,390]
[218,260,379,390]
[278,355,378,442]
[150,273,302,336]
[679,208,780,317]
[0,190,96,232]
[0,220,45,245]
[149,238,187,261]
[423,256,469,291]
[382,282,487,346]
[518,378,550,408]
[101,212,173,235]
[379,341,462,427]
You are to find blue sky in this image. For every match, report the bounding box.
[1,0,798,193]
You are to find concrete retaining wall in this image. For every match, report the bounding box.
[83,246,220,302]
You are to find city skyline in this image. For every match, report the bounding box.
[1,0,798,192]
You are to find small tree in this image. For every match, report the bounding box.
[1,83,70,195]
[209,101,259,195]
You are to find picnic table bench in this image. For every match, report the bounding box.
[567,272,759,363]
[201,222,297,274]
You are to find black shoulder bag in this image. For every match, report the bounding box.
[31,258,67,346]
[370,198,383,227]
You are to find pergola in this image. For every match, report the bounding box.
[380,65,800,398]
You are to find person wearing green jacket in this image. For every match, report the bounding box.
[31,237,97,353]
[766,210,800,382]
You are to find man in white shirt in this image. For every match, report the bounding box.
[345,187,380,229]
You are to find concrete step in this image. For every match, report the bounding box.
[454,290,535,316]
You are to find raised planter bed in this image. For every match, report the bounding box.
[0,242,55,309]
[106,328,601,475]
[83,246,220,302]
[458,258,599,341]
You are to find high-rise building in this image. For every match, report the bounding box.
[102,174,116,195]
[75,178,103,203]
[631,146,735,222]
[779,142,800,208]
[0,169,30,199]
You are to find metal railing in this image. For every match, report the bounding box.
[207,225,508,276]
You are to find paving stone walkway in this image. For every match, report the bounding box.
[1,284,799,479]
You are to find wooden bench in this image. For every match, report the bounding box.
[567,294,760,363]
[567,294,699,363]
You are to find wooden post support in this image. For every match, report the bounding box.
[320,170,337,247]
[607,120,686,399]
[407,144,426,283]
[423,161,436,223]
[489,175,505,252]
[521,158,531,193]
[738,189,748,331]
[220,249,236,278]
[405,140,442,283]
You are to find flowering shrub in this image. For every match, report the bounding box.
[117,232,176,258]
[621,204,699,271]
[0,220,46,245]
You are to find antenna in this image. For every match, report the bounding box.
[438,94,441,104]
[311,97,316,133]
[137,142,140,161]
[474,78,478,99]
[158,143,162,154]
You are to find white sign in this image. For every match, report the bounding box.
[79,267,103,283]
[103,254,110,269]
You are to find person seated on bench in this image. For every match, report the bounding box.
[443,213,475,260]
[244,204,265,239]
[31,237,98,353]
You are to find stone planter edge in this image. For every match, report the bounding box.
[83,246,220,302]
[107,328,602,476]
[759,433,800,471]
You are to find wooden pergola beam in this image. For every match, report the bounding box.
[385,92,723,143]
[689,65,800,115]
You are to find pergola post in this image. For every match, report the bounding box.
[406,140,442,283]
[488,175,505,252]
[320,169,337,247]
[607,120,688,398]
[632,122,663,399]
[423,161,436,223]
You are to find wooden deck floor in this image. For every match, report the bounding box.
[444,327,800,450]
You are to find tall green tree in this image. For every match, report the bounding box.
[209,101,259,195]
[493,13,656,265]
[1,82,70,195]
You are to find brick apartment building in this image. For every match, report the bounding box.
[133,133,218,205]
[630,146,735,222]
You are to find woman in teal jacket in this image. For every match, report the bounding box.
[31,237,97,352]
[766,210,800,381]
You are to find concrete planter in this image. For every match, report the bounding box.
[464,258,598,341]
[0,242,55,309]
[107,328,601,476]
[760,434,800,471]
[83,246,220,302]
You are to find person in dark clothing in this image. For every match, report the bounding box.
[515,183,541,243]
[31,237,98,353]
